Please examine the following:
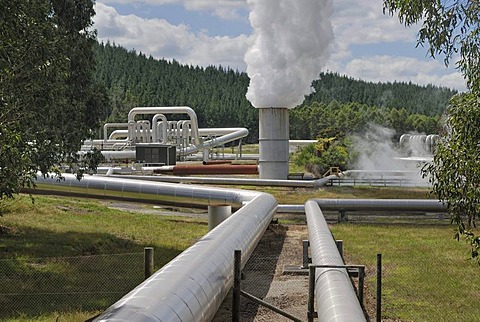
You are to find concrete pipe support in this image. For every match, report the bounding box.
[208,204,232,230]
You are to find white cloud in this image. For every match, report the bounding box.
[183,0,247,20]
[99,0,247,20]
[343,55,466,91]
[94,2,250,69]
[332,0,417,45]
[94,0,466,92]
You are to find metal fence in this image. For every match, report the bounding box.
[0,252,145,319]
[215,223,480,322]
[369,253,480,322]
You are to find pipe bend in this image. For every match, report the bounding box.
[33,173,277,322]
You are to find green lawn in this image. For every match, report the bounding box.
[1,190,478,321]
[0,195,208,321]
[331,224,480,321]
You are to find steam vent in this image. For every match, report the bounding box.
[258,107,289,179]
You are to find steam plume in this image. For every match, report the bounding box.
[244,0,334,109]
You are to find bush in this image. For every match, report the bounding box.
[293,137,353,177]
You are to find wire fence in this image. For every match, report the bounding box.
[368,253,480,322]
[3,227,478,321]
[216,224,480,322]
[0,253,145,319]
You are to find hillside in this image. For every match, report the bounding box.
[93,42,456,141]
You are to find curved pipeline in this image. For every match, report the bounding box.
[151,114,168,144]
[103,123,129,141]
[184,127,249,155]
[128,107,201,146]
[33,174,276,321]
[305,200,366,322]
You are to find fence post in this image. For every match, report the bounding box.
[307,265,316,322]
[144,247,154,280]
[336,240,344,261]
[376,253,382,322]
[302,240,309,268]
[232,250,242,322]
[358,266,365,306]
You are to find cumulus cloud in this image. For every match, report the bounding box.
[332,0,417,45]
[94,2,250,69]
[100,0,247,20]
[94,0,467,92]
[344,55,466,91]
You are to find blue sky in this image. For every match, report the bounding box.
[94,0,466,92]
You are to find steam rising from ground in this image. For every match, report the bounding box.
[351,125,429,185]
[244,0,334,109]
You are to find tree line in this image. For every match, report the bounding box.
[93,42,454,142]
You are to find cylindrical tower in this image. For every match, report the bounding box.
[258,107,289,179]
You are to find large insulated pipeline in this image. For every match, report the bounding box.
[312,198,446,212]
[128,107,201,146]
[184,127,249,155]
[110,174,339,188]
[103,123,129,141]
[277,199,447,213]
[33,174,277,321]
[171,164,259,175]
[151,114,168,144]
[305,200,366,322]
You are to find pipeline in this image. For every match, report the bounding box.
[170,164,259,175]
[33,174,276,321]
[277,198,447,214]
[32,175,447,321]
[128,107,201,146]
[305,200,366,321]
[312,198,446,212]
[106,173,339,188]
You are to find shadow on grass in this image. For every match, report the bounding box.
[0,226,183,319]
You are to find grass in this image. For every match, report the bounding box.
[0,195,208,321]
[236,185,433,204]
[331,224,480,321]
[1,187,476,321]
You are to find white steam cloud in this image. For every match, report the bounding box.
[244,0,334,109]
[351,124,429,185]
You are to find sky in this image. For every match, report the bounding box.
[93,0,467,92]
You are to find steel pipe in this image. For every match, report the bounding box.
[184,127,249,155]
[103,123,129,141]
[151,114,168,144]
[305,200,366,322]
[171,164,259,175]
[33,174,277,321]
[33,173,243,208]
[107,174,339,188]
[128,107,201,146]
[312,199,446,212]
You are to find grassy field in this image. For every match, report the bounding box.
[331,224,480,321]
[0,195,208,321]
[242,185,433,204]
[0,187,477,321]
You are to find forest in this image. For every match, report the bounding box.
[93,42,457,142]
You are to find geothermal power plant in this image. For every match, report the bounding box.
[27,0,447,320]
[31,104,444,322]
